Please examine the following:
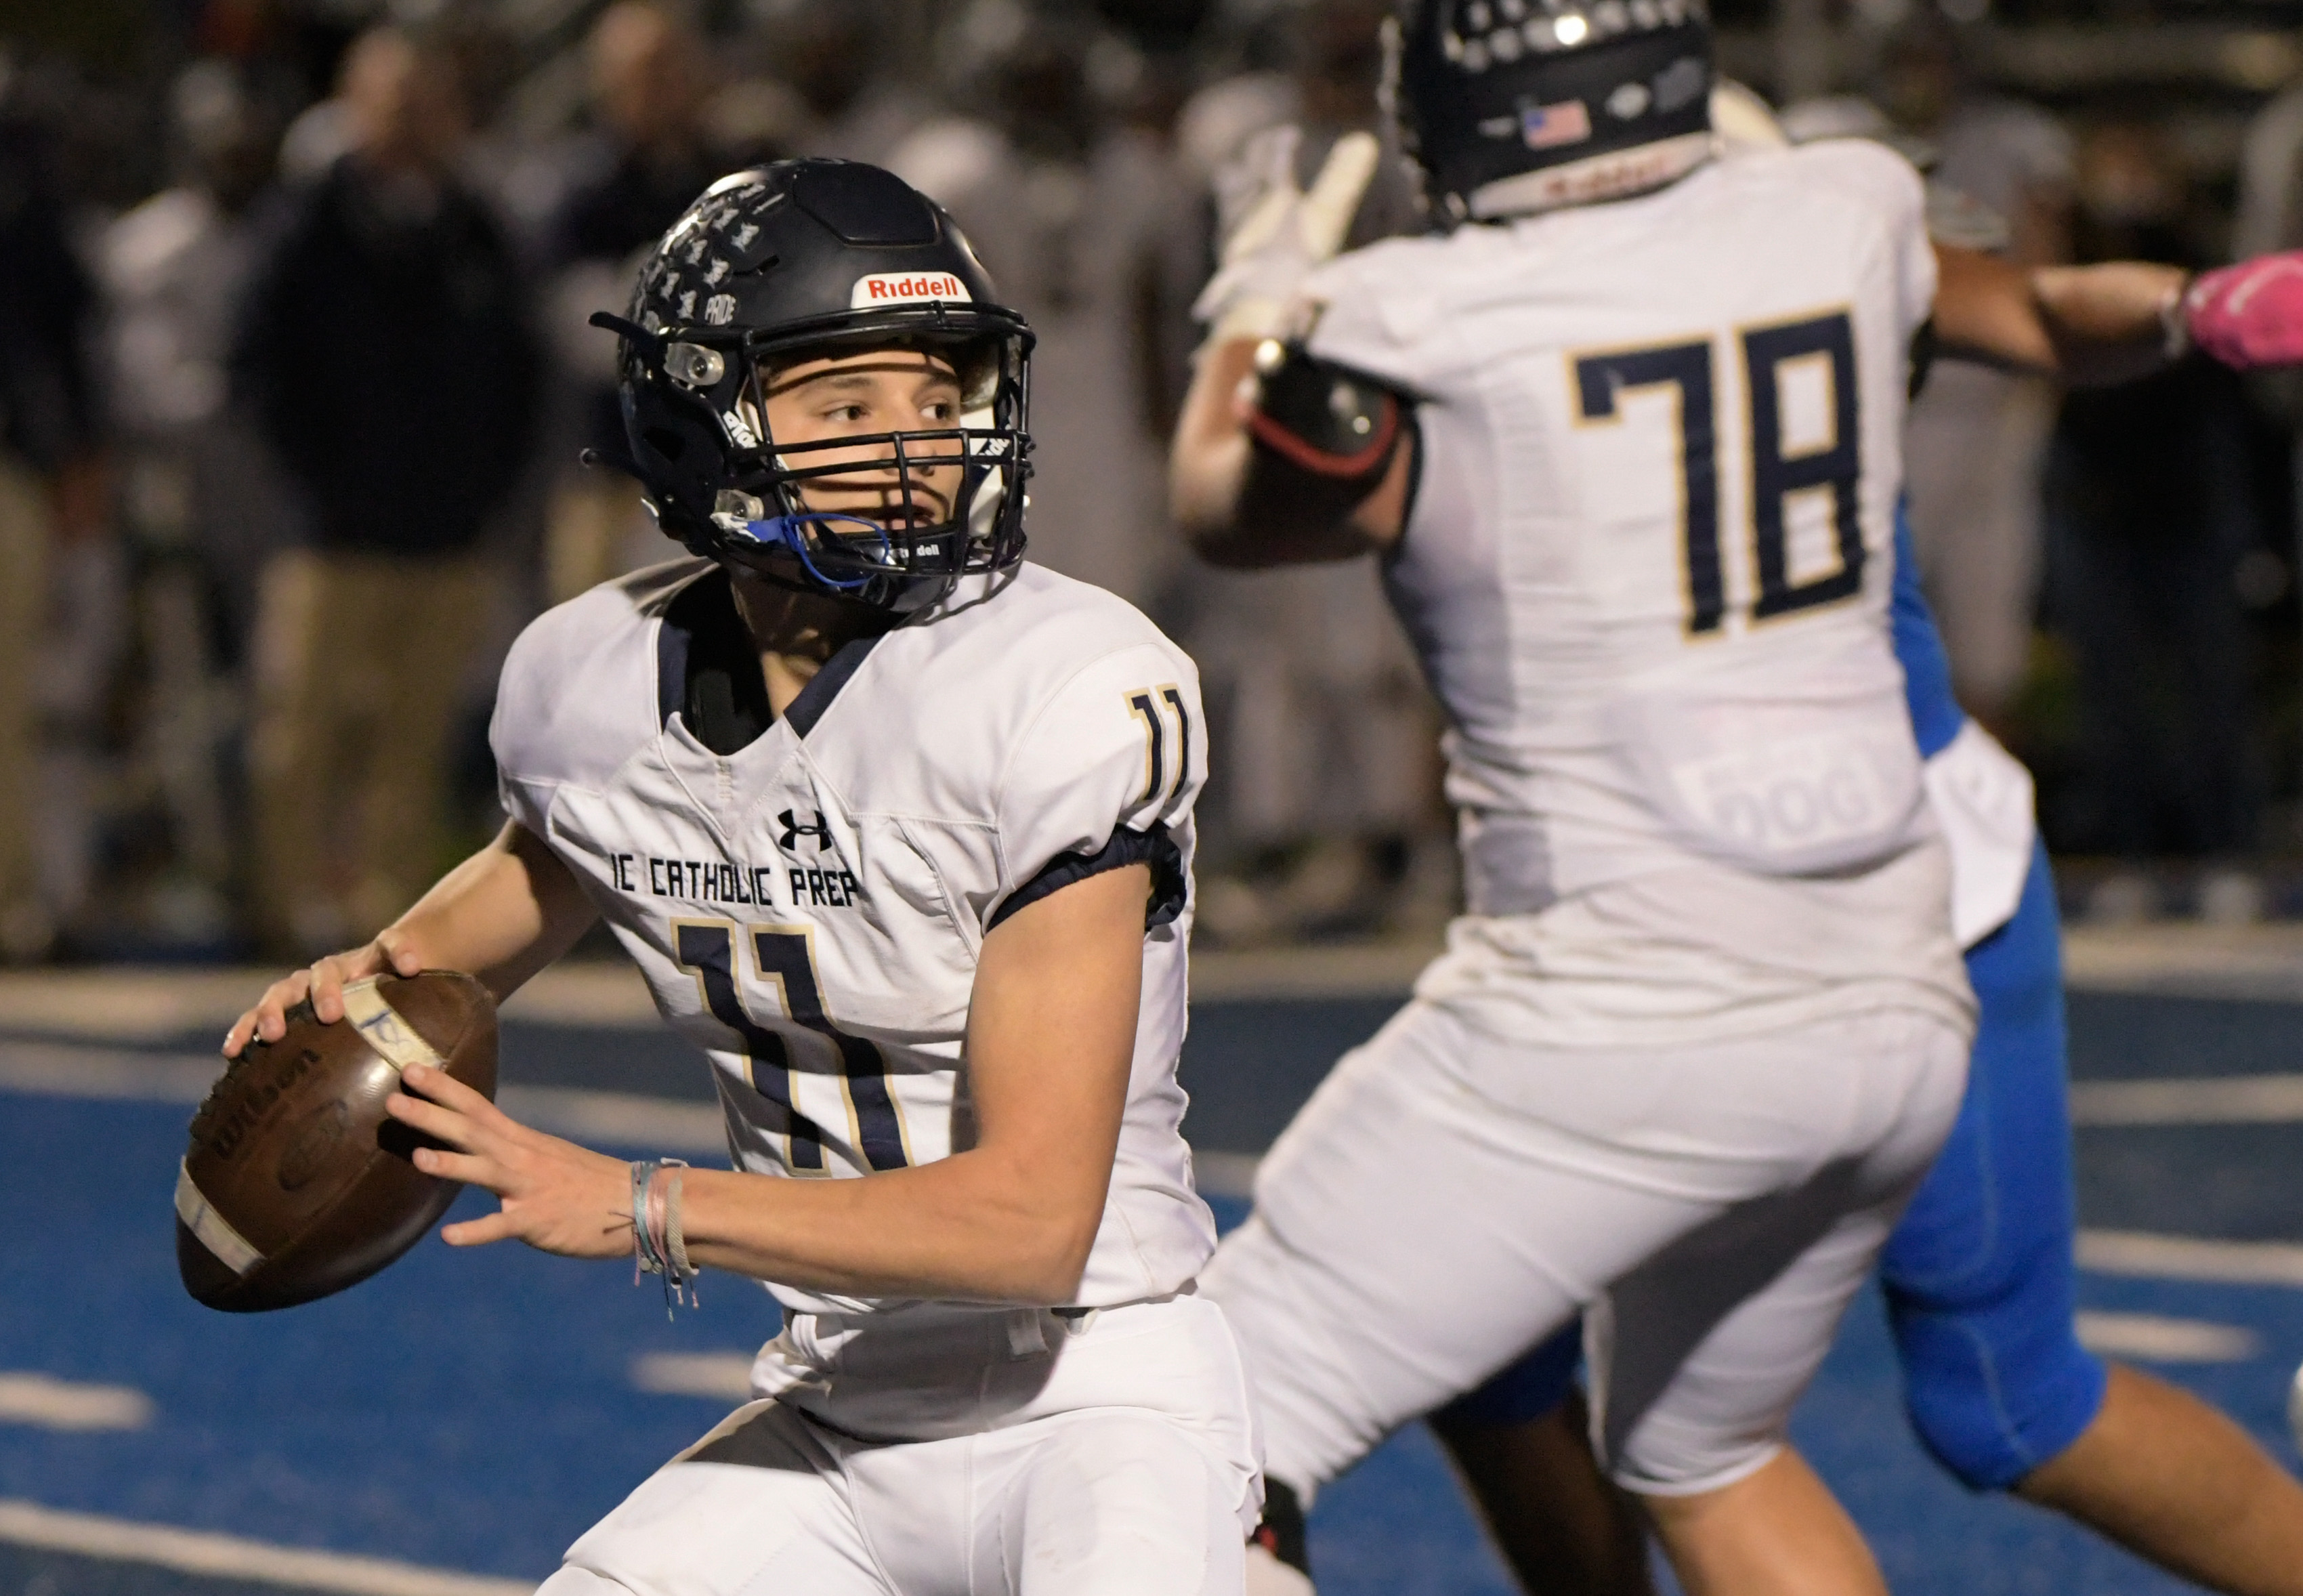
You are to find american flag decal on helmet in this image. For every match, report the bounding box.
[1521,100,1592,149]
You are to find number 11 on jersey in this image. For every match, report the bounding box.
[674,919,910,1174]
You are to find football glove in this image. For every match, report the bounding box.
[2180,251,2303,369]
[1193,125,1381,353]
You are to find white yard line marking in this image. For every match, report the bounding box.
[2070,1075,2303,1126]
[2078,1230,2303,1288]
[0,1375,152,1431]
[2063,924,2303,1001]
[0,1500,533,1596]
[496,1087,725,1154]
[632,1352,755,1402]
[2073,1311,2261,1363]
[0,1041,218,1101]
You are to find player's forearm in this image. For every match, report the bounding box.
[2029,261,2187,385]
[1170,337,1265,556]
[676,1150,1109,1303]
[678,866,1145,1303]
[1170,337,1382,566]
[384,822,598,1002]
[1933,244,2184,386]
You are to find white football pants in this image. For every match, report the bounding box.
[540,1295,1259,1596]
[1202,999,1969,1497]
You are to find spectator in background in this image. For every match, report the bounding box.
[755,0,927,165]
[1877,13,2071,736]
[889,0,1177,610]
[101,60,293,931]
[1166,0,1450,942]
[0,86,106,962]
[234,25,540,956]
[541,2,726,604]
[2046,123,2262,904]
[2237,55,2303,872]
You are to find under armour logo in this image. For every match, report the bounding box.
[778,808,831,852]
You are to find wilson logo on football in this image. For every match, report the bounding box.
[849,271,973,308]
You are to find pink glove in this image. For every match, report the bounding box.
[2183,252,2303,369]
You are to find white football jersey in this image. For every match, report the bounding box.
[1301,140,1969,1040]
[492,558,1214,1324]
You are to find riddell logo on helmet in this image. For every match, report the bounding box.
[851,272,973,308]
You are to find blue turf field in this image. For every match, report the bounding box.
[2,984,2299,1594]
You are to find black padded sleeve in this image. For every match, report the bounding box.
[1245,341,1407,500]
[988,822,1186,933]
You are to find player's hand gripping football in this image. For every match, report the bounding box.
[2180,251,2303,369]
[1193,124,1381,352]
[384,1063,635,1259]
[222,933,427,1057]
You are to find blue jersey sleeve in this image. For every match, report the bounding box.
[1892,500,1966,759]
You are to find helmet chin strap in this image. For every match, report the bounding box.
[711,509,895,591]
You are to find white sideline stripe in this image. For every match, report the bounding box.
[0,1041,219,1101]
[2078,1230,2303,1287]
[0,1375,152,1431]
[633,1351,755,1402]
[0,947,1443,1042]
[2069,1074,2303,1125]
[497,1087,726,1154]
[2073,1311,2260,1363]
[0,1500,533,1596]
[0,1042,728,1155]
[2063,926,2303,1002]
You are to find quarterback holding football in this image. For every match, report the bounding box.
[226,160,1255,1596]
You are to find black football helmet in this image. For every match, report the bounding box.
[597,159,1034,611]
[1385,0,1715,223]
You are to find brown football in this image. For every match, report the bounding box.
[176,971,498,1312]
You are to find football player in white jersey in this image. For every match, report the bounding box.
[1169,5,2303,1593]
[224,160,1256,1596]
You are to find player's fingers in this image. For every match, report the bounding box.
[375,931,425,978]
[224,1004,269,1057]
[383,1087,484,1151]
[309,957,354,1024]
[1301,131,1381,259]
[1222,125,1307,260]
[440,1211,520,1248]
[247,971,315,1046]
[410,1143,494,1187]
[398,1061,511,1128]
[1248,122,1303,205]
[1225,185,1296,264]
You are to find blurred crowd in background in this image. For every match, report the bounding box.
[6,0,2303,963]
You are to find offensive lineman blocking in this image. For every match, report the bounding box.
[1172,3,2303,1590]
[1185,33,1977,1589]
[1427,93,2303,1596]
[226,161,1255,1596]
